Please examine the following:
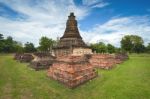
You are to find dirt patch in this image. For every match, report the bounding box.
[20,88,33,99]
[0,83,12,99]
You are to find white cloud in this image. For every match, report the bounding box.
[82,0,109,8]
[81,15,150,47]
[82,0,102,5]
[0,0,149,48]
[92,2,109,8]
[0,0,91,46]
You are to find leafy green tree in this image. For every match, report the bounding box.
[0,34,4,52]
[132,43,145,53]
[115,47,122,53]
[3,36,15,53]
[121,35,145,53]
[24,42,36,53]
[0,34,4,40]
[146,43,150,53]
[0,34,35,53]
[39,36,55,52]
[14,41,24,53]
[107,44,115,53]
[121,35,133,52]
[0,35,24,53]
[90,44,98,52]
[90,42,107,53]
[97,42,107,53]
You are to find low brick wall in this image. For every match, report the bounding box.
[14,53,34,63]
[88,53,128,69]
[115,53,129,63]
[89,54,116,69]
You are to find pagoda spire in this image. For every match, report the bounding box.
[53,12,92,57]
[61,12,82,39]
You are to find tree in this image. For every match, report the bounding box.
[130,35,145,53]
[90,42,107,53]
[90,43,98,53]
[0,33,36,53]
[0,34,4,40]
[97,42,107,53]
[146,43,150,53]
[13,41,24,53]
[121,35,133,52]
[121,35,145,53]
[39,36,55,52]
[0,34,4,52]
[3,36,15,53]
[24,42,36,53]
[107,44,115,53]
[132,43,145,53]
[115,47,122,53]
[0,34,25,53]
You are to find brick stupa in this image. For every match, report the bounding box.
[47,13,97,88]
[53,12,92,56]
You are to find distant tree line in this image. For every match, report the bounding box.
[0,33,56,53]
[90,35,150,54]
[90,42,116,53]
[0,34,36,53]
[0,33,150,53]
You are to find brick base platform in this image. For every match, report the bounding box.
[47,55,98,88]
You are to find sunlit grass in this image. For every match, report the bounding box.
[0,54,150,99]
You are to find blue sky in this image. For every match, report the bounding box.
[0,0,150,47]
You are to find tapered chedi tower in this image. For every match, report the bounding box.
[53,12,92,56]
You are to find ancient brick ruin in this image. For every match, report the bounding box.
[30,52,56,70]
[14,53,34,62]
[53,12,92,57]
[89,54,116,69]
[47,13,98,88]
[115,53,129,64]
[88,53,128,69]
[14,52,56,70]
[47,55,98,88]
[13,12,129,88]
[14,53,23,60]
[47,13,129,88]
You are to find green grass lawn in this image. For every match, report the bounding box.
[0,54,150,99]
